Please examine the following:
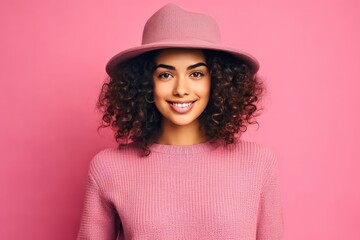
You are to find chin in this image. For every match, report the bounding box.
[163,116,200,127]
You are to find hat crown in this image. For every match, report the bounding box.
[142,4,221,45]
[105,3,259,75]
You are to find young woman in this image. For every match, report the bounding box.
[77,3,284,240]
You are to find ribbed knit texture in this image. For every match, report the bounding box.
[77,139,283,240]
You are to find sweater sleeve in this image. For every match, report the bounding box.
[76,161,118,240]
[256,151,284,240]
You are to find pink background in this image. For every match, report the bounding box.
[1,0,359,239]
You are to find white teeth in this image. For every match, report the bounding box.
[172,102,193,108]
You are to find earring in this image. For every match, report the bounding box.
[145,94,154,103]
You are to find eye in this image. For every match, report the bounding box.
[158,72,173,79]
[190,71,204,78]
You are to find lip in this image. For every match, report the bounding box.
[167,100,196,114]
[167,100,197,104]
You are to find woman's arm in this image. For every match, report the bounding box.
[256,152,284,240]
[77,165,118,240]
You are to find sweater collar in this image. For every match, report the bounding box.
[148,140,220,155]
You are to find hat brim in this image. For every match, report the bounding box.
[105,39,259,75]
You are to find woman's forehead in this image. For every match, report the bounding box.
[154,48,206,66]
[156,48,204,58]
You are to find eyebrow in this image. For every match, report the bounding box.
[154,62,208,71]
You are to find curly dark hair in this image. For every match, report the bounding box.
[96,48,266,156]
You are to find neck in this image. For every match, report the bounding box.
[155,120,207,145]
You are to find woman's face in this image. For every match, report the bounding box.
[152,48,211,128]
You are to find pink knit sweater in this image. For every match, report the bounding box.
[77,139,284,239]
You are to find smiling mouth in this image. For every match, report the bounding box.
[169,101,196,108]
[167,100,197,113]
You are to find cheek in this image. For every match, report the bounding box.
[153,82,164,98]
[197,79,211,99]
[153,82,171,104]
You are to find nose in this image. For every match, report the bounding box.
[172,77,190,97]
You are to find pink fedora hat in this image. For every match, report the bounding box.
[106,3,259,75]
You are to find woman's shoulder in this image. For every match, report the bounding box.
[231,140,281,184]
[230,138,277,154]
[230,138,279,167]
[88,143,140,171]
